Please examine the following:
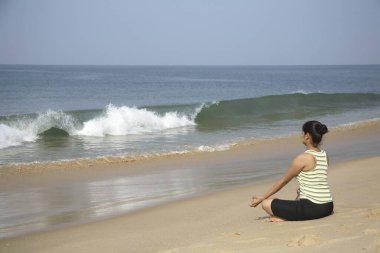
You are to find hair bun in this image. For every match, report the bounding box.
[317,124,328,135]
[302,120,328,146]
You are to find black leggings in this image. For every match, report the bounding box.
[271,198,334,221]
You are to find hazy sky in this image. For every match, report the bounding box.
[1,0,380,65]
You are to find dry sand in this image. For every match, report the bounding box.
[1,155,380,253]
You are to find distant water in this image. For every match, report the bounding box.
[1,65,380,165]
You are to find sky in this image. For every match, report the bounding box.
[0,0,380,65]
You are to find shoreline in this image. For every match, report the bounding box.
[1,117,379,176]
[1,155,380,252]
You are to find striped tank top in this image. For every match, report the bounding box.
[297,150,333,204]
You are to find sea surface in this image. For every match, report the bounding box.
[1,65,380,238]
[1,65,380,165]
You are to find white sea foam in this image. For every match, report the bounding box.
[0,124,36,149]
[197,144,233,152]
[0,110,77,149]
[75,104,196,137]
[292,90,310,94]
[0,105,201,149]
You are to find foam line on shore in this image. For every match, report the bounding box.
[1,118,379,176]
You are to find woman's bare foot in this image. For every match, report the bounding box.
[269,215,285,222]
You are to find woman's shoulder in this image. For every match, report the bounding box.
[293,152,316,167]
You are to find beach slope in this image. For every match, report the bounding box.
[1,156,380,253]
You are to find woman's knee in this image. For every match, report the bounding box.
[261,199,274,215]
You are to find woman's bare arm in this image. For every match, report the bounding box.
[250,153,311,207]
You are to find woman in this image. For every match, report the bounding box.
[250,120,334,221]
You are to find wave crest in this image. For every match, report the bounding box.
[195,92,380,130]
[0,124,36,149]
[0,110,78,149]
[0,105,198,149]
[75,104,196,137]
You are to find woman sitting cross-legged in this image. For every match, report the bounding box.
[250,120,334,221]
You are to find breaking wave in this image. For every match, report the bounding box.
[0,105,198,149]
[1,92,380,149]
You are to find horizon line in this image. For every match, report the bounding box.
[1,63,380,67]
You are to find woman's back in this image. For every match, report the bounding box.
[297,150,333,204]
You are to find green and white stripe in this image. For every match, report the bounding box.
[297,150,333,204]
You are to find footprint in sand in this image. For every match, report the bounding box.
[364,229,378,235]
[366,208,380,219]
[287,234,320,247]
[337,224,350,231]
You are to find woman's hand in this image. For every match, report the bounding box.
[296,187,300,200]
[250,196,265,207]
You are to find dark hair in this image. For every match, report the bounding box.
[302,120,328,146]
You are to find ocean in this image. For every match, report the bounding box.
[1,64,380,238]
[1,65,380,165]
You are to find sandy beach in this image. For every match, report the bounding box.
[1,120,380,253]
